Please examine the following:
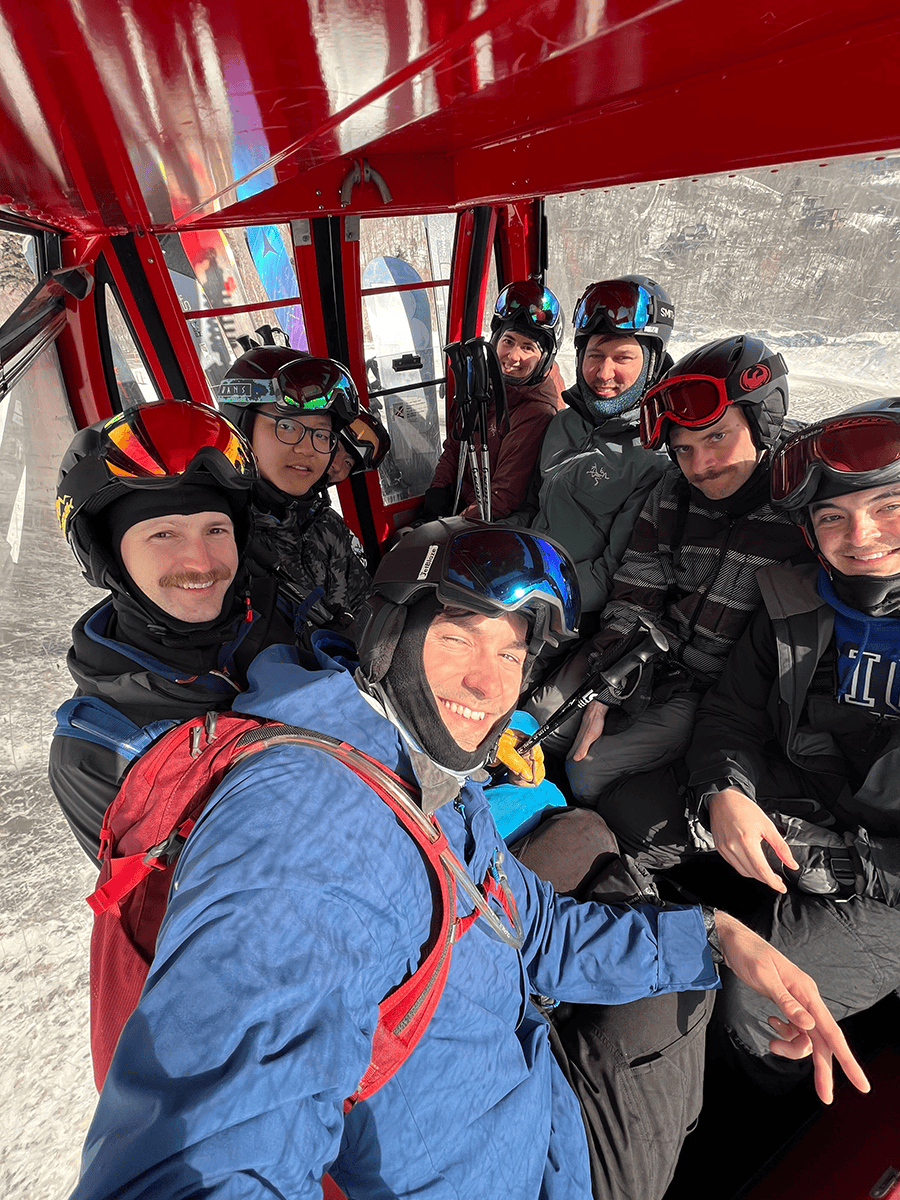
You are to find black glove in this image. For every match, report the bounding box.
[421,485,453,520]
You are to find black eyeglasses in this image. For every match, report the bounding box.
[255,411,336,453]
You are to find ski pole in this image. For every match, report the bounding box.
[517,621,669,754]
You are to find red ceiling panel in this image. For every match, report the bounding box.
[0,0,897,234]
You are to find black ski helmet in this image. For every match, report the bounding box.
[489,280,563,386]
[641,334,789,454]
[57,400,256,590]
[216,348,360,439]
[771,399,900,615]
[356,517,581,684]
[572,274,674,382]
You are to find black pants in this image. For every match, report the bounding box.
[512,808,713,1200]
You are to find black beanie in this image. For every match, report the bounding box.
[105,485,237,558]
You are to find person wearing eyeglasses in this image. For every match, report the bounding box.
[422,280,564,522]
[670,397,900,1090]
[218,348,373,635]
[511,275,675,628]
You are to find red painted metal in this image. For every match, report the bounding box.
[0,0,897,239]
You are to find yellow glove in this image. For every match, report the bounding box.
[494,729,545,786]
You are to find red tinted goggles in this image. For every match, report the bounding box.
[771,413,900,509]
[640,374,732,449]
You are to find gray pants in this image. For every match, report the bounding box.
[526,646,699,802]
[718,889,900,1085]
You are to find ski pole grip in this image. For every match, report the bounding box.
[516,621,669,754]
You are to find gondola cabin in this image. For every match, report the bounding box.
[3,0,900,1196]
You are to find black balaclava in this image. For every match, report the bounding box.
[374,594,527,774]
[829,569,900,617]
[100,484,248,664]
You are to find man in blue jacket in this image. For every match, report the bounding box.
[69,520,867,1200]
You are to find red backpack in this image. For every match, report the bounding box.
[86,708,520,1103]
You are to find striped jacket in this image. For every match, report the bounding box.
[587,462,812,688]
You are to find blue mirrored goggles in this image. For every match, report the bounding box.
[440,529,580,646]
[574,280,651,334]
[494,282,561,330]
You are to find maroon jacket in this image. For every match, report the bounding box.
[430,372,561,519]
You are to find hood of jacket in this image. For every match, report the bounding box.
[233,638,487,812]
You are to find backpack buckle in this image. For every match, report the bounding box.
[143,820,195,869]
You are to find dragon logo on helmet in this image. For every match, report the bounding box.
[740,364,772,391]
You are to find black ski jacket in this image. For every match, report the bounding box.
[49,578,299,861]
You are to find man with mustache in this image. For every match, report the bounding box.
[50,400,301,860]
[529,336,810,836]
[66,519,867,1200]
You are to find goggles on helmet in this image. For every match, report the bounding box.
[574,279,652,336]
[217,357,358,421]
[640,374,732,449]
[56,401,255,538]
[771,413,900,511]
[341,411,390,471]
[436,528,580,650]
[101,402,253,486]
[494,281,561,331]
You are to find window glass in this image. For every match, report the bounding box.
[479,249,501,342]
[103,287,162,408]
[0,229,41,326]
[546,153,900,419]
[0,344,99,1195]
[159,226,308,392]
[359,213,455,505]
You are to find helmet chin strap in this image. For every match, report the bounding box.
[829,566,900,618]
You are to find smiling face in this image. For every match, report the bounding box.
[581,334,644,399]
[119,510,238,623]
[495,329,543,381]
[810,485,900,576]
[422,609,527,751]
[250,405,334,496]
[668,404,759,499]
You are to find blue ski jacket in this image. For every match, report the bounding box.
[71,639,719,1200]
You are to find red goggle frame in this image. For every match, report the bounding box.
[640,375,732,449]
[771,413,900,509]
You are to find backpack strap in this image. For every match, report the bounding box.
[86,713,523,1109]
[54,696,178,763]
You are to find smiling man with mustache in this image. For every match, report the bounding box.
[50,400,302,860]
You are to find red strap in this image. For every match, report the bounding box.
[87,819,196,914]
